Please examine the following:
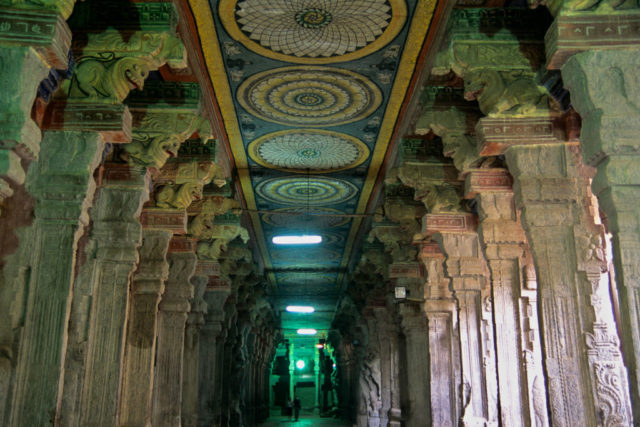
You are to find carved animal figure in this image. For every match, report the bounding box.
[155,182,203,209]
[367,226,416,262]
[442,133,479,172]
[69,56,150,103]
[464,69,547,117]
[187,197,241,238]
[197,224,249,260]
[422,184,463,214]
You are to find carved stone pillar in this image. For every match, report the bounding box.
[419,242,461,427]
[151,237,197,426]
[196,261,230,426]
[60,164,150,426]
[430,216,498,426]
[8,129,106,426]
[398,302,430,427]
[562,48,640,420]
[182,275,207,427]
[0,6,71,197]
[119,228,172,427]
[505,143,633,426]
[468,169,549,426]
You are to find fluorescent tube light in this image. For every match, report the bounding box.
[272,235,322,245]
[286,306,315,313]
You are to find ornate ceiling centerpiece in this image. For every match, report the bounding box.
[237,66,382,127]
[220,0,407,63]
[248,129,369,173]
[255,176,358,206]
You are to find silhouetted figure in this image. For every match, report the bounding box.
[293,396,301,421]
[286,398,293,420]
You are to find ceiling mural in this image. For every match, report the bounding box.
[188,0,438,335]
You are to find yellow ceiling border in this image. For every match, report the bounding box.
[339,0,439,272]
[187,0,274,278]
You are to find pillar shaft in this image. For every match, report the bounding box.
[119,229,171,426]
[152,247,197,426]
[399,306,430,427]
[563,48,640,421]
[62,165,149,426]
[505,142,633,426]
[182,275,207,427]
[473,178,549,427]
[9,131,104,426]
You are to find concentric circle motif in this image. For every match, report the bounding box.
[262,207,350,228]
[271,248,341,263]
[248,129,369,173]
[220,0,407,64]
[256,176,358,206]
[237,66,382,127]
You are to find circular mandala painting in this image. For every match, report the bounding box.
[237,66,382,127]
[220,0,406,63]
[262,207,350,228]
[248,129,369,173]
[256,176,358,206]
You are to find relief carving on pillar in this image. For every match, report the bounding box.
[196,215,249,261]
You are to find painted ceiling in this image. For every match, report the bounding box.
[188,0,439,338]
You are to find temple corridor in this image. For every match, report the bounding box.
[2,0,640,426]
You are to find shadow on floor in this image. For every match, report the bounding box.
[258,410,351,426]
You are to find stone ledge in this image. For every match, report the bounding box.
[41,102,132,143]
[465,169,513,198]
[195,260,221,277]
[546,13,640,69]
[140,208,186,233]
[0,7,71,69]
[389,262,424,279]
[476,117,561,156]
[423,213,477,234]
[167,235,196,253]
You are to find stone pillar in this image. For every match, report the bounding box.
[8,129,106,426]
[60,164,150,426]
[430,215,498,426]
[151,236,197,426]
[182,275,207,427]
[419,242,461,427]
[505,143,633,426]
[398,303,430,427]
[196,261,230,426]
[467,169,549,426]
[119,228,172,427]
[562,47,640,420]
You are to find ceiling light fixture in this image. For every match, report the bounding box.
[286,306,315,313]
[297,328,317,335]
[272,235,322,245]
[296,360,305,369]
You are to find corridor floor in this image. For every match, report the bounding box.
[259,411,351,426]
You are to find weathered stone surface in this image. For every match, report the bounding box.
[119,229,171,427]
[41,102,132,143]
[563,47,640,422]
[8,131,104,426]
[60,164,150,426]
[505,143,633,426]
[546,13,640,69]
[475,187,549,427]
[151,244,197,426]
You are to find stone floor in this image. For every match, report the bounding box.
[259,410,351,426]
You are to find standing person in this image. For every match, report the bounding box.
[293,396,301,421]
[286,398,293,421]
